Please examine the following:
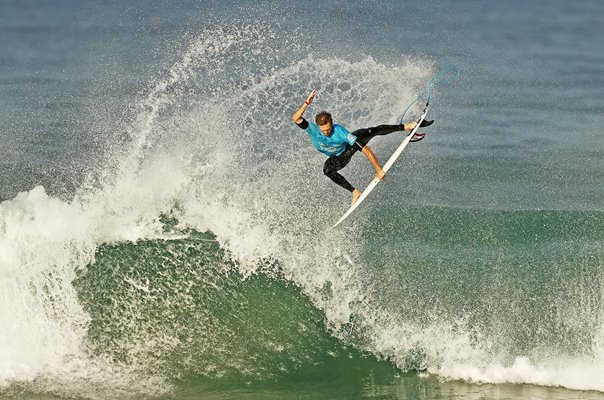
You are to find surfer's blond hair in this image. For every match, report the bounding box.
[315,112,332,125]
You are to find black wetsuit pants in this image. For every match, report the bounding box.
[323,124,405,192]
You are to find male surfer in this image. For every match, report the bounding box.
[292,89,433,204]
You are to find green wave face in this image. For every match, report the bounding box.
[73,232,397,388]
[70,206,604,398]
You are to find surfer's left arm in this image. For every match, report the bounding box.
[360,145,385,181]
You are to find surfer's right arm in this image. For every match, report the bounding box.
[292,89,316,124]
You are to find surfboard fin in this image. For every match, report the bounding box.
[419,119,434,127]
[410,133,426,142]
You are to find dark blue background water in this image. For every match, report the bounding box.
[2,0,603,206]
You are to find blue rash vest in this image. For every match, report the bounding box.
[303,121,357,156]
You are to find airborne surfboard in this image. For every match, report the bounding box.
[331,101,430,229]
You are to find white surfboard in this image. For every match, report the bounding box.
[331,102,430,229]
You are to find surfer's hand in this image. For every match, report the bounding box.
[306,89,316,105]
[375,169,385,181]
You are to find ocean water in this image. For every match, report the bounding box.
[1,0,603,399]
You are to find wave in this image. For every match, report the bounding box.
[74,234,396,383]
[0,20,603,399]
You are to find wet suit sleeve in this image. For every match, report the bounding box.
[296,118,309,130]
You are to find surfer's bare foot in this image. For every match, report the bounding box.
[405,119,434,131]
[351,189,362,205]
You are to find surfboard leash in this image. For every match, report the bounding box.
[398,64,461,125]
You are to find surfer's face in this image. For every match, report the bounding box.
[318,122,333,136]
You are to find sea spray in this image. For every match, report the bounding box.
[0,24,288,396]
[0,21,423,395]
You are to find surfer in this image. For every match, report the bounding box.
[292,89,433,204]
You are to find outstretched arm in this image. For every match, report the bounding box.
[292,89,316,124]
[361,145,385,181]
